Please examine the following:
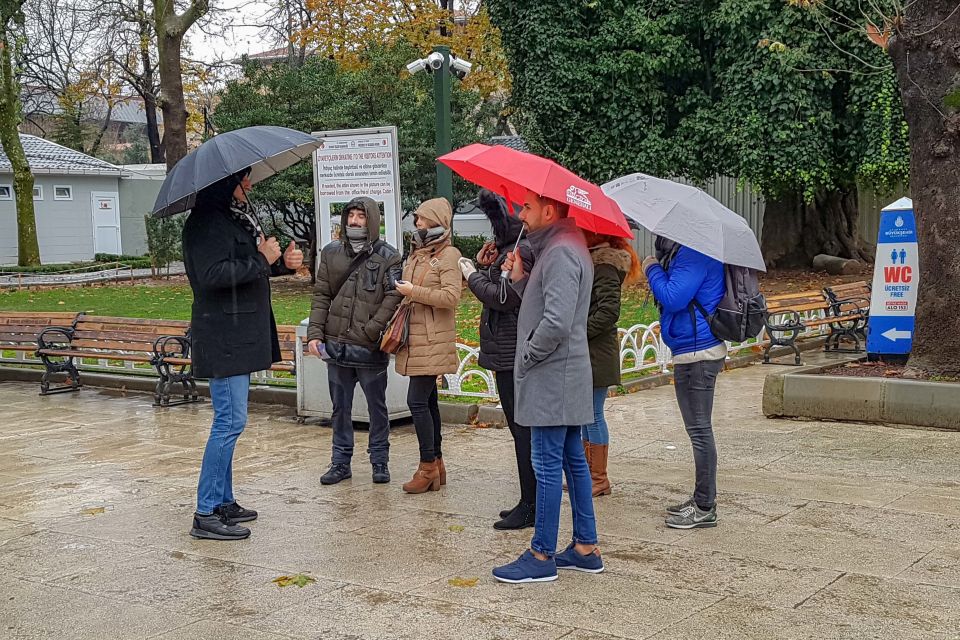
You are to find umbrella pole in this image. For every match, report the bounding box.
[498,225,525,305]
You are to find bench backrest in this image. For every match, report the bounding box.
[276,325,298,364]
[69,315,191,355]
[0,312,81,349]
[765,290,831,314]
[825,281,871,301]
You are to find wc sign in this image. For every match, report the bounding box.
[868,197,919,357]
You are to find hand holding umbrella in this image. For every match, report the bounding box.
[501,249,525,283]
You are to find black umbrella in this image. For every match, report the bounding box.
[151,126,323,217]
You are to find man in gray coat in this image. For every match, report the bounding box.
[492,190,604,583]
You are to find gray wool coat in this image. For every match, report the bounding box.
[512,218,595,427]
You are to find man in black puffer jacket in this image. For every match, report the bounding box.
[460,189,536,530]
[307,196,402,485]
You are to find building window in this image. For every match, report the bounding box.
[54,185,73,201]
[33,185,43,200]
[0,185,11,200]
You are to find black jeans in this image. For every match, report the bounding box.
[328,363,390,465]
[407,375,442,462]
[673,358,724,509]
[495,370,536,506]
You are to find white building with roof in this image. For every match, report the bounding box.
[0,135,156,265]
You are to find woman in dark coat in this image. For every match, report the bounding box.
[583,232,640,497]
[183,167,303,541]
[459,189,536,530]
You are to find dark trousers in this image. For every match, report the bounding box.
[495,370,536,506]
[407,375,442,462]
[327,363,390,465]
[673,358,724,509]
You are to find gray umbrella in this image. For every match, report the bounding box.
[151,126,322,217]
[602,173,766,271]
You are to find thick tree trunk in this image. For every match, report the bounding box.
[157,31,188,170]
[761,187,872,268]
[153,0,207,170]
[888,2,960,378]
[0,16,40,266]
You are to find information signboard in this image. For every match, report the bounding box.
[867,197,919,358]
[312,127,402,251]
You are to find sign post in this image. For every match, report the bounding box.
[867,197,919,362]
[295,126,410,422]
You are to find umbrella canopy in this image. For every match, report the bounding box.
[152,126,323,217]
[602,173,766,271]
[439,143,633,239]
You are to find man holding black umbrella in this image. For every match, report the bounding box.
[184,168,303,541]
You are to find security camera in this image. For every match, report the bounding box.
[405,58,427,75]
[449,56,472,79]
[426,51,445,71]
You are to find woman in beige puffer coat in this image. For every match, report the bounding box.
[394,198,462,494]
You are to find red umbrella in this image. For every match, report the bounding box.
[439,143,633,239]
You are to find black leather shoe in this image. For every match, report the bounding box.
[190,512,250,540]
[321,463,352,485]
[372,463,390,484]
[499,501,521,519]
[494,502,535,530]
[217,501,257,523]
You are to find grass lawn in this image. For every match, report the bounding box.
[0,280,659,339]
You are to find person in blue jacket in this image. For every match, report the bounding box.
[642,236,726,530]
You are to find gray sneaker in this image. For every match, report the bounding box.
[665,503,717,529]
[665,497,695,516]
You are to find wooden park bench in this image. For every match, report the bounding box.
[0,311,82,364]
[154,324,300,405]
[822,281,872,353]
[34,314,195,404]
[763,281,872,365]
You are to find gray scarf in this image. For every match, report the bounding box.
[345,226,368,253]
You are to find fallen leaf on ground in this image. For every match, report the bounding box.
[448,577,479,588]
[448,525,465,533]
[80,507,105,516]
[272,574,316,588]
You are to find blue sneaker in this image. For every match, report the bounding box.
[555,542,604,573]
[492,550,558,584]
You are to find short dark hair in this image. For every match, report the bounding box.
[538,195,569,219]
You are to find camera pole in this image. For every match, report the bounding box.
[433,45,454,205]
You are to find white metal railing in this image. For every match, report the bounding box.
[1,309,831,399]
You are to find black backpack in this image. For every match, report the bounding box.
[690,265,767,343]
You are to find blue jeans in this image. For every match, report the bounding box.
[196,374,250,515]
[581,387,610,444]
[530,425,599,556]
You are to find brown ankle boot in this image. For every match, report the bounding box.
[437,456,446,486]
[590,444,611,497]
[402,460,441,494]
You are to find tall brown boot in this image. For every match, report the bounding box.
[437,456,446,486]
[402,460,441,494]
[590,444,611,497]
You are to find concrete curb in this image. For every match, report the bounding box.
[762,362,960,431]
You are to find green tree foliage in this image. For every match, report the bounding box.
[144,214,184,277]
[487,0,908,266]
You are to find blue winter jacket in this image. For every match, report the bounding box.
[645,246,725,356]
